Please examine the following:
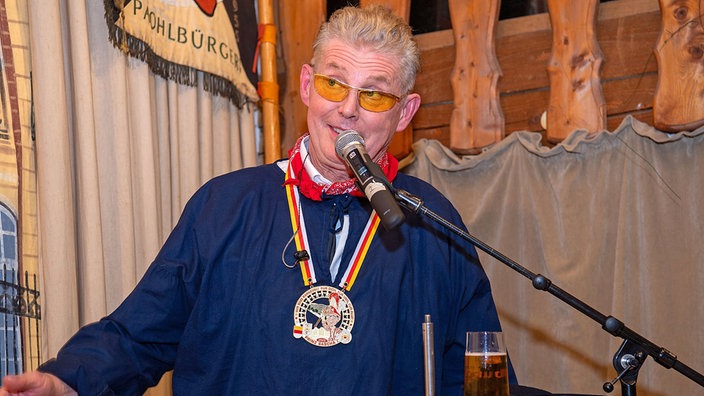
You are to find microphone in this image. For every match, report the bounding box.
[335,130,405,230]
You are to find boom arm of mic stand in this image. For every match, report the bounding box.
[393,188,704,390]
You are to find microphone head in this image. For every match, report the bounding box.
[335,130,365,158]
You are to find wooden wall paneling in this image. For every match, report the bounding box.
[415,102,548,146]
[497,28,553,93]
[278,1,325,158]
[360,0,411,20]
[414,126,451,149]
[597,3,660,82]
[413,41,455,105]
[501,90,551,133]
[545,0,606,143]
[598,2,660,128]
[603,73,658,117]
[607,109,654,130]
[653,0,704,131]
[412,0,659,150]
[448,0,504,154]
[277,0,662,156]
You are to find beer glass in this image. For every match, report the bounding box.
[464,331,509,396]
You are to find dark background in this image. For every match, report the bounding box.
[326,0,615,34]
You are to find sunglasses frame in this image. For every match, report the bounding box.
[312,73,402,113]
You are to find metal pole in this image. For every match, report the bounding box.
[422,314,435,396]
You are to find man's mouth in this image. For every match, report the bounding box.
[333,127,356,135]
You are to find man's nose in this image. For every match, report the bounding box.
[337,89,359,118]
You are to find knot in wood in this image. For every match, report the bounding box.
[571,54,586,68]
[688,45,704,60]
[572,78,586,90]
[674,6,689,22]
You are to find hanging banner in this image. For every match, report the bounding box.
[105,0,259,106]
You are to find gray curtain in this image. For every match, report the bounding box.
[402,116,704,395]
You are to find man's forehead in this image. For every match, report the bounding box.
[317,46,398,85]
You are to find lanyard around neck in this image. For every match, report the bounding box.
[285,162,380,290]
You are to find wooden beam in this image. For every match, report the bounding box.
[545,0,606,142]
[653,0,704,131]
[258,0,281,163]
[448,0,504,154]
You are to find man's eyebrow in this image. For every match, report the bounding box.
[321,62,394,89]
[322,62,345,74]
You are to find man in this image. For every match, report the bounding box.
[1,5,513,395]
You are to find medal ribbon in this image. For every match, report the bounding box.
[285,162,380,290]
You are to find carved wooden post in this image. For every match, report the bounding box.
[546,0,605,143]
[653,0,704,132]
[448,0,504,154]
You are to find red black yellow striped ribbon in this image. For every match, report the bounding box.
[285,162,380,290]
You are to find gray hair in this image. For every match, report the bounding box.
[311,5,420,94]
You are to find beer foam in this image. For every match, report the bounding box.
[465,352,506,356]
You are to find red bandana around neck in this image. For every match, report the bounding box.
[283,134,399,201]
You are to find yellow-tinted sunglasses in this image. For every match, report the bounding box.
[313,73,401,113]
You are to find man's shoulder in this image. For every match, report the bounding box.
[395,172,451,205]
[395,171,431,188]
[188,162,286,205]
[206,162,285,189]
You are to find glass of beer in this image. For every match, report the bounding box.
[464,331,509,396]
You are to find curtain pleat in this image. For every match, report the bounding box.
[67,0,109,323]
[230,106,245,170]
[28,1,79,356]
[198,74,215,181]
[213,96,234,175]
[240,104,258,167]
[155,77,173,234]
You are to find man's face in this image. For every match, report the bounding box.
[299,39,420,182]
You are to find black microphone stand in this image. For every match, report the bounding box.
[393,188,704,395]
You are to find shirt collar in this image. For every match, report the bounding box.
[300,135,332,186]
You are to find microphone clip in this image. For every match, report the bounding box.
[293,250,310,262]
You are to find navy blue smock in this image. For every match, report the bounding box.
[40,161,514,395]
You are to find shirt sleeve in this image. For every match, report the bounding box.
[39,188,207,395]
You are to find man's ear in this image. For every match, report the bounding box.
[396,93,421,132]
[300,64,313,106]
